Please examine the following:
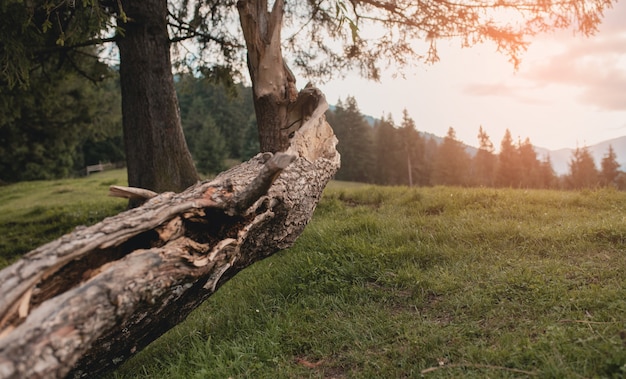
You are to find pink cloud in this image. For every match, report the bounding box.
[462,82,548,105]
[517,1,626,110]
[462,2,626,111]
[524,34,626,110]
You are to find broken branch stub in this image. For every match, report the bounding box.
[0,87,339,379]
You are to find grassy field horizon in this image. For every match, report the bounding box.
[1,171,625,377]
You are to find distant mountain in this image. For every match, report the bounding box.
[535,136,626,175]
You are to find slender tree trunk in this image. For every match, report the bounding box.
[237,0,299,153]
[117,0,199,196]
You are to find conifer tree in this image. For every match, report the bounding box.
[496,129,521,187]
[400,110,426,187]
[423,137,439,186]
[431,127,470,186]
[373,115,402,185]
[331,97,374,183]
[518,137,541,188]
[472,126,496,187]
[568,146,599,189]
[600,145,620,187]
[176,74,257,164]
[538,155,558,189]
[180,96,227,175]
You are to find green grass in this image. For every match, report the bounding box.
[0,169,127,267]
[1,179,625,378]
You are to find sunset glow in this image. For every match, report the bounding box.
[321,1,626,152]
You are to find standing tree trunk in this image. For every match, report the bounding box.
[237,0,299,153]
[117,0,199,196]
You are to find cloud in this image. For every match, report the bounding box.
[462,82,548,105]
[460,1,626,110]
[463,82,512,96]
[522,33,626,110]
[512,0,626,111]
[577,69,626,111]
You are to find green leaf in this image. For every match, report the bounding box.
[119,10,128,23]
[349,20,359,43]
[42,19,53,33]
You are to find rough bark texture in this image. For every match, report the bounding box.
[117,0,199,194]
[0,90,339,379]
[237,0,298,153]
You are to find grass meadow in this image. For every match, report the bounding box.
[1,170,625,378]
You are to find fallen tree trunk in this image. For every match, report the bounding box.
[0,88,339,379]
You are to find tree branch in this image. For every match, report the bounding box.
[34,36,119,55]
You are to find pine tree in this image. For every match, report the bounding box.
[472,126,496,187]
[331,97,375,183]
[568,146,599,189]
[423,137,438,186]
[195,117,228,175]
[176,74,257,162]
[431,127,470,186]
[373,114,403,185]
[538,155,558,189]
[600,145,620,187]
[3,0,614,196]
[518,137,541,188]
[399,110,426,186]
[496,129,521,187]
[181,96,227,174]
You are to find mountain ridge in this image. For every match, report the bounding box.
[534,136,626,175]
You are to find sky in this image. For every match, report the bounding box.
[319,1,626,152]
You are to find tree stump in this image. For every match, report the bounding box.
[0,89,339,379]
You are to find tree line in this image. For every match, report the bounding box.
[0,72,260,182]
[330,96,625,190]
[2,71,622,190]
[0,65,123,182]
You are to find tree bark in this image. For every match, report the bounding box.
[237,0,299,153]
[0,90,339,379]
[117,0,199,196]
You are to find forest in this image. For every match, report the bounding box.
[1,71,622,190]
